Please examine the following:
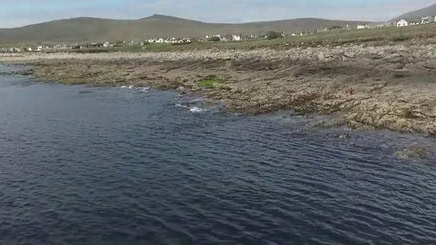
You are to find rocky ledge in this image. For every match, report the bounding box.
[2,43,436,136]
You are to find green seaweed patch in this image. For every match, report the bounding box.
[197,75,224,88]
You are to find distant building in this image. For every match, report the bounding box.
[374,23,388,29]
[357,25,366,30]
[420,16,432,24]
[10,47,22,53]
[396,19,408,27]
[232,35,242,41]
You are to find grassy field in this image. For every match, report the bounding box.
[94,23,436,53]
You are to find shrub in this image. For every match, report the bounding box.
[266,31,283,40]
[329,25,343,30]
[208,36,221,42]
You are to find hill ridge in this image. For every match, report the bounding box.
[0,14,368,43]
[393,3,436,21]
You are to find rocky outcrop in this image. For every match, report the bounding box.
[2,43,436,136]
[394,145,432,160]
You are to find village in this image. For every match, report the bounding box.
[1,13,436,54]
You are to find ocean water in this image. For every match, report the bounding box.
[1,65,436,245]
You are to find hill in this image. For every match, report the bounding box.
[0,15,366,44]
[392,3,436,21]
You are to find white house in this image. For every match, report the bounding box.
[420,16,432,24]
[232,35,242,41]
[396,19,408,27]
[357,25,367,30]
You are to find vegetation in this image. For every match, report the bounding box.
[0,15,365,44]
[208,36,221,42]
[198,75,224,88]
[266,31,283,40]
[1,4,435,45]
[85,23,436,53]
[3,23,436,53]
[329,25,343,30]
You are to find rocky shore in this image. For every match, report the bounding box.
[2,43,436,136]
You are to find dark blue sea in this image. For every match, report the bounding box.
[1,65,436,245]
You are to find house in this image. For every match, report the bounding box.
[232,35,242,41]
[53,44,68,50]
[374,23,387,29]
[9,47,22,53]
[357,25,367,30]
[396,19,408,27]
[420,16,432,24]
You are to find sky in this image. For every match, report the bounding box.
[0,0,435,28]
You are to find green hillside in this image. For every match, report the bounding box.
[0,15,367,44]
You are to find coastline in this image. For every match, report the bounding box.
[1,43,436,136]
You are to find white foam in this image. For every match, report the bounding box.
[138,87,151,93]
[175,103,188,108]
[120,85,134,89]
[190,107,205,113]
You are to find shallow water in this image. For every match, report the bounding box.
[1,65,436,245]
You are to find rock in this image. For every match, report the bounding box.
[338,133,352,140]
[343,51,356,58]
[393,63,405,70]
[394,145,431,160]
[5,43,436,137]
[318,53,325,61]
[309,118,346,129]
[422,60,436,70]
[384,53,403,63]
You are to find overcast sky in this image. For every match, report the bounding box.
[0,0,435,28]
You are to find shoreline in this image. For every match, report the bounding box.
[1,43,436,136]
